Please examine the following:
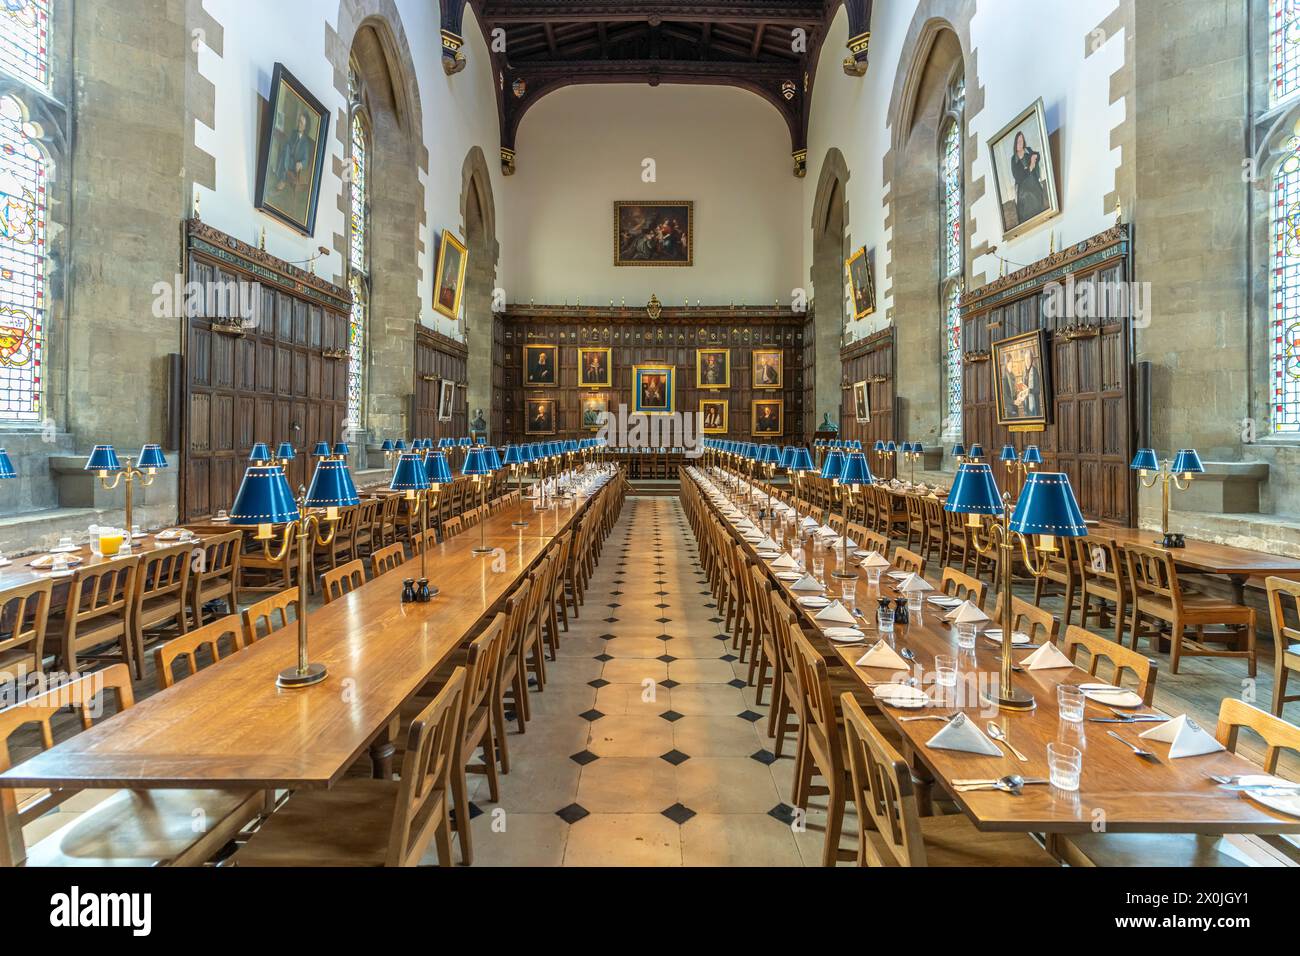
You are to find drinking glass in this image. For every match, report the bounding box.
[98,528,124,557]
[934,654,957,688]
[812,553,825,583]
[841,577,857,613]
[1057,685,1086,723]
[907,594,923,615]
[956,622,978,649]
[866,568,883,590]
[57,536,73,551]
[1048,742,1082,792]
[877,603,895,636]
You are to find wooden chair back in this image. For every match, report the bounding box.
[155,613,245,689]
[463,613,508,730]
[892,547,924,576]
[787,625,840,761]
[443,516,464,539]
[1063,625,1157,705]
[0,578,51,674]
[841,690,924,867]
[1215,698,1300,775]
[1265,575,1300,660]
[69,557,138,631]
[410,527,439,555]
[1072,535,1126,596]
[192,530,242,592]
[134,541,192,622]
[388,666,465,866]
[940,566,986,609]
[321,559,366,605]
[242,587,300,643]
[1125,543,1182,609]
[370,543,407,577]
[378,494,401,541]
[992,592,1060,645]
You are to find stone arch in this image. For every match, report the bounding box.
[328,0,428,440]
[461,145,500,437]
[809,147,852,432]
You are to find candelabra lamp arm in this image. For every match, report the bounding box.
[1014,529,1054,578]
[1137,471,1161,491]
[97,471,126,492]
[135,464,158,489]
[1171,473,1192,493]
[259,521,297,562]
[309,511,340,548]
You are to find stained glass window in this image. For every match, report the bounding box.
[1273,0,1300,106]
[347,100,368,430]
[941,119,962,278]
[0,0,49,91]
[1271,118,1300,434]
[945,282,963,430]
[0,94,46,422]
[941,96,963,436]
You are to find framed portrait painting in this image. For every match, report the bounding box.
[696,348,729,389]
[614,201,693,267]
[845,247,876,320]
[633,364,675,415]
[525,397,557,435]
[578,347,611,388]
[752,400,783,438]
[853,381,870,422]
[524,344,558,387]
[437,379,455,422]
[433,230,469,321]
[752,349,782,389]
[988,99,1061,241]
[581,394,609,431]
[992,330,1053,427]
[700,399,728,435]
[254,64,330,236]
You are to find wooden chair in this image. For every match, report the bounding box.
[1062,624,1157,705]
[546,531,573,641]
[370,542,407,578]
[189,530,241,627]
[1265,576,1300,717]
[939,566,986,610]
[840,691,1056,867]
[239,521,305,600]
[321,559,366,605]
[903,494,926,552]
[920,495,946,569]
[130,542,192,680]
[233,668,464,867]
[48,556,140,676]
[449,613,508,866]
[1073,536,1128,646]
[0,578,51,677]
[992,592,1060,646]
[944,508,988,579]
[521,556,550,692]
[442,516,464,540]
[1033,539,1078,630]
[748,564,778,704]
[242,587,300,643]
[0,664,263,867]
[410,527,439,555]
[376,493,401,547]
[1126,543,1257,676]
[497,580,534,742]
[352,497,380,558]
[155,613,245,690]
[892,546,924,577]
[313,504,359,573]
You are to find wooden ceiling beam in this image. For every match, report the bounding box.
[477,2,825,26]
[750,23,766,59]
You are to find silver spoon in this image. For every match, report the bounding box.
[954,774,1026,794]
[1107,730,1160,762]
[986,723,1029,762]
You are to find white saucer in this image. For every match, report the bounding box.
[775,571,802,581]
[823,627,865,642]
[798,596,831,609]
[755,550,781,560]
[871,683,930,709]
[1083,687,1144,709]
[983,630,1031,646]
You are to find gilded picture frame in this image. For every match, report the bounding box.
[752,399,783,438]
[581,394,610,431]
[853,381,870,422]
[614,201,694,267]
[696,348,730,389]
[578,347,612,388]
[525,397,557,435]
[700,399,728,434]
[988,98,1061,242]
[524,344,559,387]
[845,247,876,321]
[633,364,675,415]
[253,63,330,236]
[437,379,455,422]
[992,329,1053,428]
[751,349,783,389]
[432,229,469,321]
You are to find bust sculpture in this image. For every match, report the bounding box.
[470,408,487,434]
[819,412,839,434]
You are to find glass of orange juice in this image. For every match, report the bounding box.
[98,527,124,557]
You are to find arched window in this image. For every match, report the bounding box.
[941,68,965,437]
[0,93,47,422]
[1271,0,1300,106]
[1271,117,1300,435]
[347,65,369,430]
[0,0,50,91]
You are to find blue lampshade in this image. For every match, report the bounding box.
[389,452,430,492]
[873,440,885,452]
[1009,472,1088,538]
[967,444,985,460]
[249,442,271,464]
[312,441,331,456]
[952,443,967,459]
[458,437,473,447]
[762,445,782,465]
[503,444,525,466]
[333,442,350,457]
[885,440,897,454]
[521,444,536,463]
[85,444,122,472]
[305,457,360,508]
[839,452,874,486]
[483,446,503,471]
[438,437,454,448]
[425,451,453,485]
[780,446,796,466]
[462,448,491,477]
[911,443,924,456]
[820,450,846,481]
[1171,449,1205,476]
[1130,448,1158,472]
[788,447,815,473]
[229,465,298,525]
[137,443,168,471]
[275,442,296,462]
[999,444,1019,463]
[0,448,15,479]
[1023,445,1043,465]
[381,439,395,452]
[564,440,579,454]
[850,440,863,451]
[391,439,406,451]
[944,462,1004,516]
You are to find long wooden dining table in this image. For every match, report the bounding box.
[0,483,609,793]
[687,467,1300,838]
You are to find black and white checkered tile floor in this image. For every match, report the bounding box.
[463,496,854,865]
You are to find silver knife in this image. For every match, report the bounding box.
[1217,782,1300,793]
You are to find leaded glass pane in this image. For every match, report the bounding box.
[945,283,963,432]
[346,108,368,429]
[0,0,49,91]
[1272,120,1300,433]
[0,94,45,422]
[348,275,365,428]
[1273,0,1300,106]
[942,119,961,278]
[349,112,368,275]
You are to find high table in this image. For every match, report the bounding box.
[685,468,1300,838]
[0,484,608,798]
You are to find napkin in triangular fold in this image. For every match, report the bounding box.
[945,600,990,624]
[770,553,799,570]
[925,714,1003,756]
[898,572,935,594]
[1139,714,1226,758]
[856,640,909,670]
[735,520,757,533]
[1021,642,1074,670]
[829,535,858,550]
[756,536,780,551]
[814,601,856,625]
[791,574,824,591]
[816,524,838,539]
[801,516,819,530]
[859,551,890,570]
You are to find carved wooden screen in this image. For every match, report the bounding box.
[182,220,352,520]
[413,325,468,441]
[497,305,807,445]
[840,328,899,478]
[960,224,1135,524]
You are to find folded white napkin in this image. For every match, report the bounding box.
[770,552,800,570]
[816,524,838,539]
[801,516,820,530]
[791,574,824,592]
[830,535,858,550]
[859,551,890,570]
[926,714,1003,756]
[898,572,935,594]
[814,601,856,625]
[1139,714,1226,758]
[856,640,909,670]
[756,536,780,551]
[1022,642,1074,670]
[946,600,990,624]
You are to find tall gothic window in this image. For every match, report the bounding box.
[347,66,369,430]
[1271,0,1300,106]
[0,0,49,91]
[1268,2,1300,434]
[941,68,965,437]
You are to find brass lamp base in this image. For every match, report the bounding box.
[277,662,328,688]
[982,686,1037,712]
[473,546,494,555]
[832,570,857,580]
[512,519,529,527]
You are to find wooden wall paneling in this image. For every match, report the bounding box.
[412,325,469,442]
[839,327,898,478]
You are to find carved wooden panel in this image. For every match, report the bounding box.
[839,327,899,478]
[413,326,469,442]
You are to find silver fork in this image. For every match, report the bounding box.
[1107,730,1160,762]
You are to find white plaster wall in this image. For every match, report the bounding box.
[500,84,802,307]
[804,0,1127,342]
